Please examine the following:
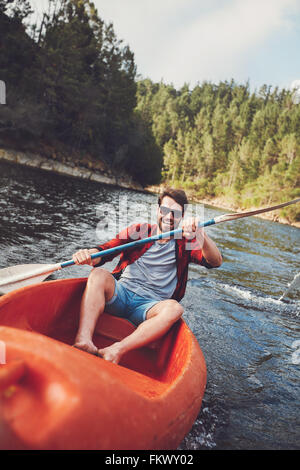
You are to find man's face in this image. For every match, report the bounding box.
[157,196,183,233]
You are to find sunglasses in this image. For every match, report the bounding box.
[159,205,183,219]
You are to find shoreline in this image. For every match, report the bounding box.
[0,148,299,229]
[0,147,143,192]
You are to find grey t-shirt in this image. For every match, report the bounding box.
[119,239,177,300]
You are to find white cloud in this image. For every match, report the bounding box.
[95,0,300,87]
[30,0,300,89]
[162,0,299,85]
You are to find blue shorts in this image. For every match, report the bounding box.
[104,278,160,327]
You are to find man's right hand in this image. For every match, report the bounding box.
[72,248,101,266]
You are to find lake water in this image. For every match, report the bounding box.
[0,160,299,450]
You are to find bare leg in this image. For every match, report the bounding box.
[98,299,184,364]
[73,268,115,355]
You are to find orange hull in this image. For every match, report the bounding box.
[0,278,206,450]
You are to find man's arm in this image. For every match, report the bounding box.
[71,223,147,267]
[200,231,222,267]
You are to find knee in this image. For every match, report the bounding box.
[88,267,110,286]
[162,300,184,323]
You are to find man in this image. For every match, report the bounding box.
[72,188,222,363]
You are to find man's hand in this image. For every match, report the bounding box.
[72,248,101,266]
[182,216,204,246]
[182,216,222,267]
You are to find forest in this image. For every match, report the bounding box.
[137,79,300,221]
[0,0,299,222]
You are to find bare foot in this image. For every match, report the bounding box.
[73,338,98,356]
[98,342,123,364]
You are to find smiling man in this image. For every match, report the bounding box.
[72,188,222,363]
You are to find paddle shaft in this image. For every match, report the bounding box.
[60,197,300,269]
[60,217,216,268]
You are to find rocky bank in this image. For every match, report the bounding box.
[0,148,143,191]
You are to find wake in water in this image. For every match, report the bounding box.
[221,282,299,316]
[220,283,282,305]
[179,397,228,450]
[190,276,300,316]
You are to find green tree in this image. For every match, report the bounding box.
[261,138,279,172]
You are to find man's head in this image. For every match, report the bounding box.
[157,188,188,233]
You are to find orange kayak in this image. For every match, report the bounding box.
[0,278,206,450]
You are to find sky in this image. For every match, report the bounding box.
[31,0,300,92]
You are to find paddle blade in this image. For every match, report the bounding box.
[0,263,61,295]
[214,197,300,224]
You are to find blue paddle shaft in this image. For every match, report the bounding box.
[60,218,216,269]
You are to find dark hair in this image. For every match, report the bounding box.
[158,187,188,212]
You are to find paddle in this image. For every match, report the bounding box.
[0,197,299,295]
